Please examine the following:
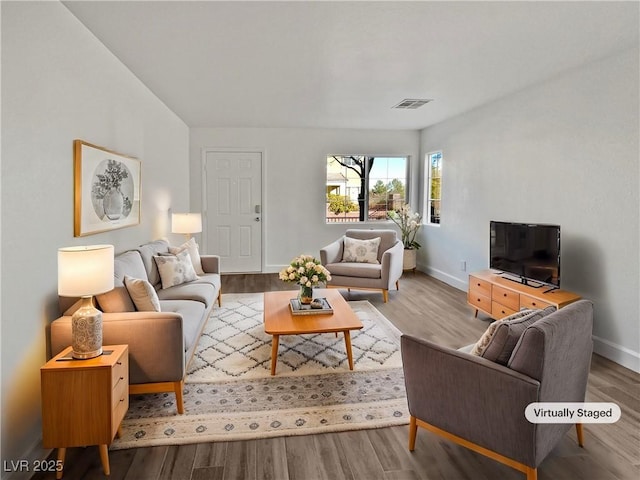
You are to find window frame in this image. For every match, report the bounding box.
[326,155,410,224]
[424,150,442,226]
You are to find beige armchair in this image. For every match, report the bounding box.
[320,229,404,302]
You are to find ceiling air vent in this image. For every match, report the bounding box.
[392,98,433,109]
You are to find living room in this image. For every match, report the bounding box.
[2,1,639,479]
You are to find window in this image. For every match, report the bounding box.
[326,155,408,223]
[424,151,442,225]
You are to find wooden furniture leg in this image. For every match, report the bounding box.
[408,416,417,451]
[99,444,110,476]
[344,330,354,370]
[382,289,389,302]
[270,334,280,375]
[55,448,66,480]
[576,423,584,447]
[174,380,184,414]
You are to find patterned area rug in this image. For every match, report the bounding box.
[111,293,408,449]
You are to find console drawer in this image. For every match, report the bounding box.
[491,301,517,319]
[520,294,553,310]
[468,290,491,313]
[469,276,491,297]
[492,285,520,311]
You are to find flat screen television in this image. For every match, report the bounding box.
[490,221,561,288]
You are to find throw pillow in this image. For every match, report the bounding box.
[153,249,199,289]
[342,236,381,264]
[124,275,161,312]
[470,309,536,357]
[481,308,556,365]
[169,237,205,275]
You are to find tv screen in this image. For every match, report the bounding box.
[490,221,561,287]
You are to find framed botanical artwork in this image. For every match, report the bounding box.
[74,140,141,237]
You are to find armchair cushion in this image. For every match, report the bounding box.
[342,236,380,264]
[325,262,381,279]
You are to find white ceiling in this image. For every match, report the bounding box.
[63,1,639,130]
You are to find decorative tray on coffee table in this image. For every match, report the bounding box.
[289,298,334,316]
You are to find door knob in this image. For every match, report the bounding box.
[255,217,261,222]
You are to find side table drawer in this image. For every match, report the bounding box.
[111,353,128,388]
[492,285,519,311]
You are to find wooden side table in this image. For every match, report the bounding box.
[41,344,129,478]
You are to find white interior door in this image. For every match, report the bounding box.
[203,150,262,273]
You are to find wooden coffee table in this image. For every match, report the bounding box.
[264,289,364,375]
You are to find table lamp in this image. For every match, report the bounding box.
[172,213,202,240]
[58,245,114,359]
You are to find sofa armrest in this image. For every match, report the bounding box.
[200,255,221,274]
[401,334,540,466]
[51,312,186,384]
[381,240,404,287]
[320,238,343,265]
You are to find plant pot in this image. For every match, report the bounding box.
[403,248,417,271]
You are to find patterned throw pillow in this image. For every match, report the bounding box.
[342,236,381,264]
[470,309,536,357]
[124,275,161,312]
[153,249,199,289]
[169,237,205,275]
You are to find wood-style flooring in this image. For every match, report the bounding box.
[32,272,640,480]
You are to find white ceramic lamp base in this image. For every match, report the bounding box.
[71,297,103,359]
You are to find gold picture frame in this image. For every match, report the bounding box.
[74,140,141,237]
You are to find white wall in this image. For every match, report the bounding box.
[1,1,190,472]
[190,128,420,271]
[418,48,640,372]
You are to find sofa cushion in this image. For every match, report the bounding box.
[156,281,215,307]
[169,237,205,275]
[481,306,557,365]
[191,272,222,292]
[136,239,170,287]
[154,250,199,289]
[124,275,161,312]
[470,309,536,358]
[96,250,146,313]
[325,262,382,279]
[342,236,381,264]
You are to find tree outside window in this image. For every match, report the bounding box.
[326,156,408,223]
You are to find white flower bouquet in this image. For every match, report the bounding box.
[279,254,332,287]
[388,204,422,250]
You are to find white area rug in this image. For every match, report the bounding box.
[112,293,408,449]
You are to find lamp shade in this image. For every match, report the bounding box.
[58,245,114,297]
[172,213,202,234]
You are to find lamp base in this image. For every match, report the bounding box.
[71,297,103,360]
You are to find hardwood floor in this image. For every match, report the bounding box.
[32,272,640,480]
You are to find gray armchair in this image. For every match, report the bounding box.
[320,229,404,302]
[401,300,594,480]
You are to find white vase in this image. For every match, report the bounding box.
[403,248,417,271]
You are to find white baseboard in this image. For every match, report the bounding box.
[419,264,467,292]
[592,335,640,373]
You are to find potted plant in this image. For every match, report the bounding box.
[387,204,422,271]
